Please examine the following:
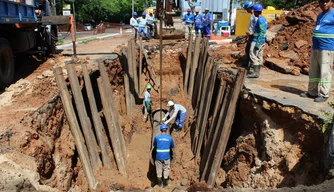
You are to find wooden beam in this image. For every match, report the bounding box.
[132,38,139,99]
[188,36,201,99]
[65,63,102,172]
[195,38,209,112]
[97,77,127,176]
[192,58,212,154]
[200,80,226,175]
[98,63,127,165]
[206,69,247,186]
[81,63,112,169]
[201,85,231,182]
[139,37,143,93]
[121,48,132,114]
[127,40,135,108]
[53,67,96,190]
[184,33,194,92]
[195,62,218,159]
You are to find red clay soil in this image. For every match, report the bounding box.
[213,2,321,75]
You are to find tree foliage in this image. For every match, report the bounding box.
[56,0,153,24]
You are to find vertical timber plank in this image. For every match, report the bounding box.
[188,36,201,99]
[184,33,193,92]
[195,62,218,159]
[207,69,246,185]
[66,63,102,172]
[192,58,212,154]
[81,63,112,169]
[121,48,132,114]
[97,77,127,176]
[98,63,126,162]
[54,68,96,190]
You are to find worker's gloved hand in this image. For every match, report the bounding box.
[162,117,166,121]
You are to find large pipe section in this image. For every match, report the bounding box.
[150,109,167,165]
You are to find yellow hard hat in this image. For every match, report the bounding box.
[149,10,153,13]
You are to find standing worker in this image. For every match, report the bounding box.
[137,12,150,40]
[202,8,212,39]
[194,9,203,37]
[182,8,195,39]
[162,101,187,132]
[146,10,155,38]
[300,0,334,102]
[143,84,152,121]
[243,1,257,72]
[130,12,138,39]
[247,4,267,78]
[153,124,175,188]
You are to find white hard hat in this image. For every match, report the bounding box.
[167,101,174,107]
[205,8,209,11]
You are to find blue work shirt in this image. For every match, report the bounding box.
[252,16,268,47]
[203,12,212,26]
[312,9,334,50]
[154,134,174,160]
[194,14,203,28]
[183,13,195,25]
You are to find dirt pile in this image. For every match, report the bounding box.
[263,2,321,75]
[216,2,321,76]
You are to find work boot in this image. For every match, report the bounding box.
[300,92,317,99]
[247,64,254,75]
[247,65,261,78]
[163,177,169,188]
[157,177,163,187]
[314,96,328,103]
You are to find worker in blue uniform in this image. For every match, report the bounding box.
[243,1,257,72]
[194,9,203,37]
[248,4,267,78]
[137,12,150,39]
[300,0,334,102]
[202,8,212,39]
[182,8,195,39]
[153,124,175,188]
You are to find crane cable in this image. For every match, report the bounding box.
[159,11,163,123]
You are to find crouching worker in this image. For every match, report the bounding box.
[153,124,175,187]
[162,101,187,132]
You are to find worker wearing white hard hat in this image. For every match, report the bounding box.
[162,101,187,132]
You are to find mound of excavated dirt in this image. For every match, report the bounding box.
[215,2,321,76]
[263,2,321,75]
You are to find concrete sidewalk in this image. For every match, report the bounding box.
[244,67,334,120]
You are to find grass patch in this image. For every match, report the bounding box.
[56,39,64,45]
[81,38,98,44]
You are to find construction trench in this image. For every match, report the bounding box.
[1,32,331,192]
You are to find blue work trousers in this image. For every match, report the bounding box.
[138,27,149,39]
[175,112,187,129]
[203,25,211,39]
[195,26,202,36]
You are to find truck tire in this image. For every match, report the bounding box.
[0,38,15,90]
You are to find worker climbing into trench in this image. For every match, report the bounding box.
[162,101,187,132]
[153,124,175,188]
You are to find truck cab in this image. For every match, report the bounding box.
[0,0,68,89]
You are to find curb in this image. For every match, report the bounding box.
[57,33,121,49]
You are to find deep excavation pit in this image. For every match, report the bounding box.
[7,39,332,191]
